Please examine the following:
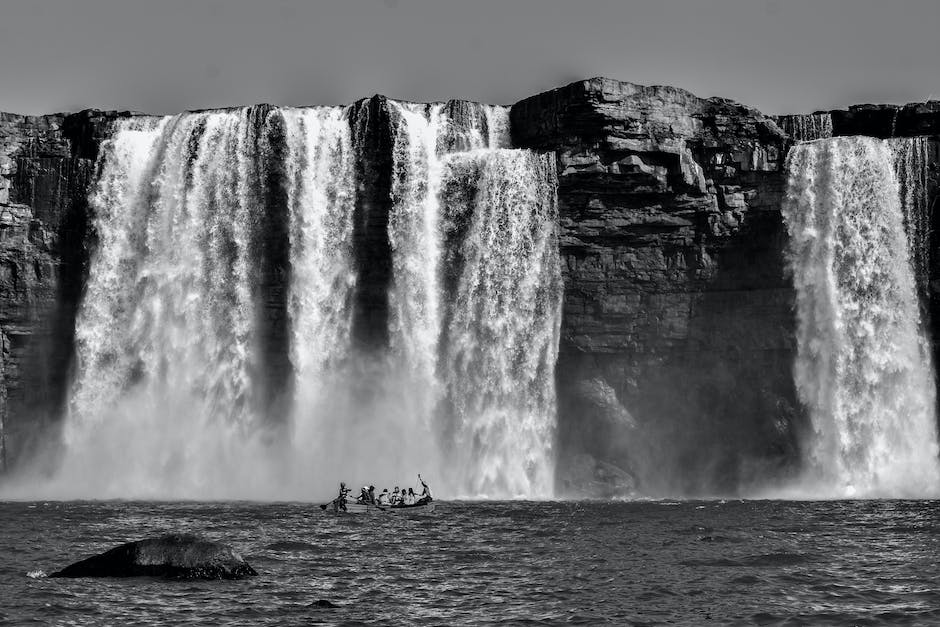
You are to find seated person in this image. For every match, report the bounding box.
[377,488,390,505]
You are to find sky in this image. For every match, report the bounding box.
[0,0,936,116]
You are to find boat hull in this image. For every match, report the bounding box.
[320,500,435,514]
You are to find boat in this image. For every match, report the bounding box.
[319,498,435,514]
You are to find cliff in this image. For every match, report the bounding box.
[0,111,99,467]
[511,78,796,494]
[1,79,937,495]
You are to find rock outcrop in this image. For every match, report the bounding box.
[1,78,937,496]
[50,534,257,579]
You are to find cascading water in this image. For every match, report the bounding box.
[10,97,562,500]
[388,101,560,496]
[484,106,511,149]
[387,102,447,413]
[386,100,510,394]
[783,136,940,497]
[60,110,275,497]
[778,113,834,142]
[891,137,932,301]
[282,107,357,439]
[440,150,562,496]
[48,106,361,498]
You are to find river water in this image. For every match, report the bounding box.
[2,500,938,625]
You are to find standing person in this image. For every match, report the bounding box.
[417,474,432,503]
[368,485,376,505]
[334,482,351,512]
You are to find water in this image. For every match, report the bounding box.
[282,106,360,472]
[3,500,940,625]
[387,103,559,496]
[439,150,562,497]
[10,100,559,500]
[284,107,356,389]
[782,137,940,497]
[778,114,834,142]
[385,100,507,407]
[891,137,932,301]
[387,101,448,443]
[62,111,276,497]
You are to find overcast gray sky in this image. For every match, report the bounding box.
[0,0,936,116]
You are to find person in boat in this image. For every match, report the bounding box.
[368,485,377,505]
[377,488,390,505]
[356,486,370,504]
[390,487,402,505]
[404,488,416,505]
[334,482,351,512]
[417,474,433,503]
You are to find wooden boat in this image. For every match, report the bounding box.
[320,498,435,514]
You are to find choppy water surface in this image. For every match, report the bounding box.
[2,500,939,625]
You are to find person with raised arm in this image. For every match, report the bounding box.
[417,474,433,504]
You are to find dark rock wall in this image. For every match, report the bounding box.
[830,102,940,139]
[1,81,937,495]
[349,96,396,353]
[0,111,101,467]
[511,78,798,495]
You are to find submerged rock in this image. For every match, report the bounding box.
[50,533,257,580]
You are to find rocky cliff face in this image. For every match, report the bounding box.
[1,80,937,495]
[0,111,102,468]
[511,78,797,495]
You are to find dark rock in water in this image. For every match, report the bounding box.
[50,534,257,580]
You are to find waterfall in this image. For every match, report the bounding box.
[440,150,562,496]
[282,107,357,439]
[891,137,932,301]
[16,97,560,500]
[387,100,508,393]
[388,101,561,496]
[61,110,278,496]
[58,107,361,498]
[388,102,447,408]
[778,113,834,142]
[783,136,940,497]
[484,106,511,149]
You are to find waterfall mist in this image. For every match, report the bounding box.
[782,136,940,498]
